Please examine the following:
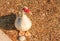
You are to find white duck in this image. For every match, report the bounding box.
[15,6,32,37]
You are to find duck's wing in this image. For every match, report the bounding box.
[15,16,22,30]
[17,17,22,24]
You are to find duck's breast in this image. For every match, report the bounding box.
[20,15,32,31]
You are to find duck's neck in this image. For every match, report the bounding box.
[17,11,27,18]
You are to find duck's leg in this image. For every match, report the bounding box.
[19,30,25,36]
[24,31,31,37]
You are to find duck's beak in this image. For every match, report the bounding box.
[29,11,32,15]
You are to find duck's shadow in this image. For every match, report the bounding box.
[0,13,16,30]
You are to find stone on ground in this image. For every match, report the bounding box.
[0,30,12,41]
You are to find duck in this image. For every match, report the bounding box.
[15,6,32,37]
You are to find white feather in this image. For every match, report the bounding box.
[15,12,32,31]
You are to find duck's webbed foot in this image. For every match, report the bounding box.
[24,31,31,37]
[19,30,31,37]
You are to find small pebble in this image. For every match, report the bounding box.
[19,36,26,41]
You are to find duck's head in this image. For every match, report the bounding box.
[22,6,32,15]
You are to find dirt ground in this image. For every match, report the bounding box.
[0,0,60,41]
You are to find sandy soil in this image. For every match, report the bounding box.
[0,0,60,41]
